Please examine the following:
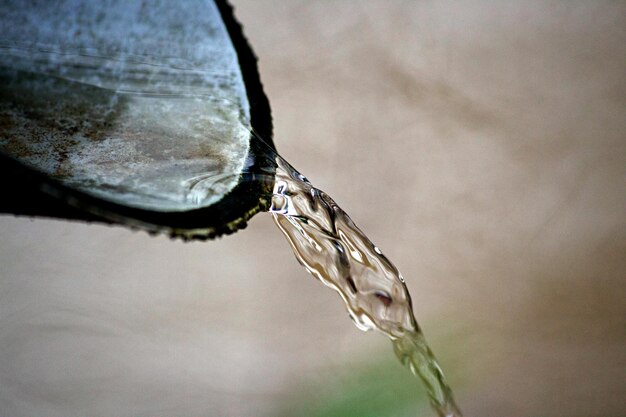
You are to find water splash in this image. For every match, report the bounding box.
[267,154,462,417]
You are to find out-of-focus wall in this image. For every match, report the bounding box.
[0,1,624,416]
[233,1,626,415]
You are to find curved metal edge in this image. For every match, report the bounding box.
[0,0,275,240]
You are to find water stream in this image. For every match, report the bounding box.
[1,4,462,411]
[256,144,462,417]
[2,62,461,413]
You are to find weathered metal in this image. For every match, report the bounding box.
[0,0,274,238]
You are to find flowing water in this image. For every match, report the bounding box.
[0,5,461,413]
[1,60,461,412]
[247,139,463,417]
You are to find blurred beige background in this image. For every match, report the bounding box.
[1,1,625,416]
